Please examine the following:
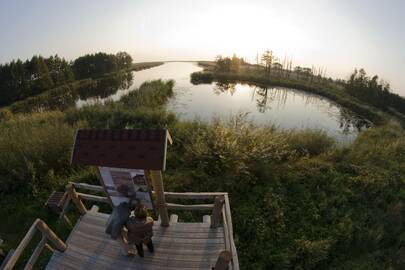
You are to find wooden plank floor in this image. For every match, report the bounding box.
[46,212,225,270]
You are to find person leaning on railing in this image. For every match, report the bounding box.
[126,204,154,257]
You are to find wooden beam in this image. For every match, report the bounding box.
[66,183,87,215]
[170,214,179,224]
[163,192,227,200]
[1,219,39,270]
[58,194,73,228]
[77,192,109,204]
[211,196,225,228]
[149,170,170,227]
[203,215,211,224]
[23,236,46,270]
[1,219,66,270]
[166,203,215,211]
[90,205,100,212]
[70,182,105,193]
[222,207,231,253]
[213,250,232,270]
[224,194,239,270]
[36,220,67,252]
[0,250,14,270]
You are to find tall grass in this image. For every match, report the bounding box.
[0,112,82,194]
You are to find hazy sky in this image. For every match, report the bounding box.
[1,0,404,96]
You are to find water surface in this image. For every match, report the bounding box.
[77,62,370,143]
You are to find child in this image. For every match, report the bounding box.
[126,204,154,257]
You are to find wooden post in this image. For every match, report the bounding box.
[66,183,87,215]
[213,250,232,270]
[24,236,46,270]
[149,170,169,227]
[2,219,67,270]
[211,195,225,228]
[2,220,40,270]
[36,220,67,252]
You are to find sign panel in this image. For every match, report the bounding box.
[99,167,153,209]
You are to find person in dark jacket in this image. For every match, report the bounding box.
[126,204,154,257]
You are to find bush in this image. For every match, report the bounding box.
[0,112,85,194]
[0,108,13,122]
[285,129,335,156]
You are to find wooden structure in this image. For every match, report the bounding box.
[2,129,239,270]
[45,191,68,214]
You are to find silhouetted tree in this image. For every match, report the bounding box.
[261,50,275,76]
[215,55,232,72]
[231,54,241,72]
[346,68,405,114]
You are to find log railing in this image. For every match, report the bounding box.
[65,182,239,270]
[1,219,66,270]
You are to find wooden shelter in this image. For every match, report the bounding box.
[1,129,239,270]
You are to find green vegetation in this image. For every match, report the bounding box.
[131,61,164,71]
[72,52,132,79]
[0,55,73,105]
[0,60,404,269]
[8,71,133,113]
[191,53,405,125]
[0,53,165,115]
[0,52,134,106]
[347,69,405,115]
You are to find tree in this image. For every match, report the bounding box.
[231,54,241,72]
[27,55,54,95]
[116,52,133,69]
[215,55,232,72]
[261,50,275,76]
[72,52,131,79]
[45,55,74,85]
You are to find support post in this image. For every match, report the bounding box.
[211,195,225,228]
[213,250,232,270]
[66,183,87,215]
[24,236,46,270]
[150,170,169,227]
[2,219,66,270]
[36,220,67,252]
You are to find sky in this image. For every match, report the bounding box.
[1,0,404,96]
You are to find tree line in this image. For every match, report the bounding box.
[214,51,405,117]
[0,52,132,106]
[216,50,328,82]
[346,69,405,114]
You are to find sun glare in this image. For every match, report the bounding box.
[163,3,313,63]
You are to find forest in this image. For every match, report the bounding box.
[0,52,133,106]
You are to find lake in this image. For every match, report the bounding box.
[76,62,371,143]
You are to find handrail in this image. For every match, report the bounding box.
[166,203,214,210]
[223,194,239,270]
[1,219,66,270]
[68,182,226,210]
[66,182,239,269]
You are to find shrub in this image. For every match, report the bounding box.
[285,129,335,156]
[0,108,13,122]
[0,112,85,194]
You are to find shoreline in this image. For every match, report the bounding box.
[190,64,389,125]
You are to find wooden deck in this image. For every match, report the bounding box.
[46,211,226,270]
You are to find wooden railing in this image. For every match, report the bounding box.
[1,219,66,270]
[63,182,239,270]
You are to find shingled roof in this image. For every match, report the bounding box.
[70,129,172,170]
